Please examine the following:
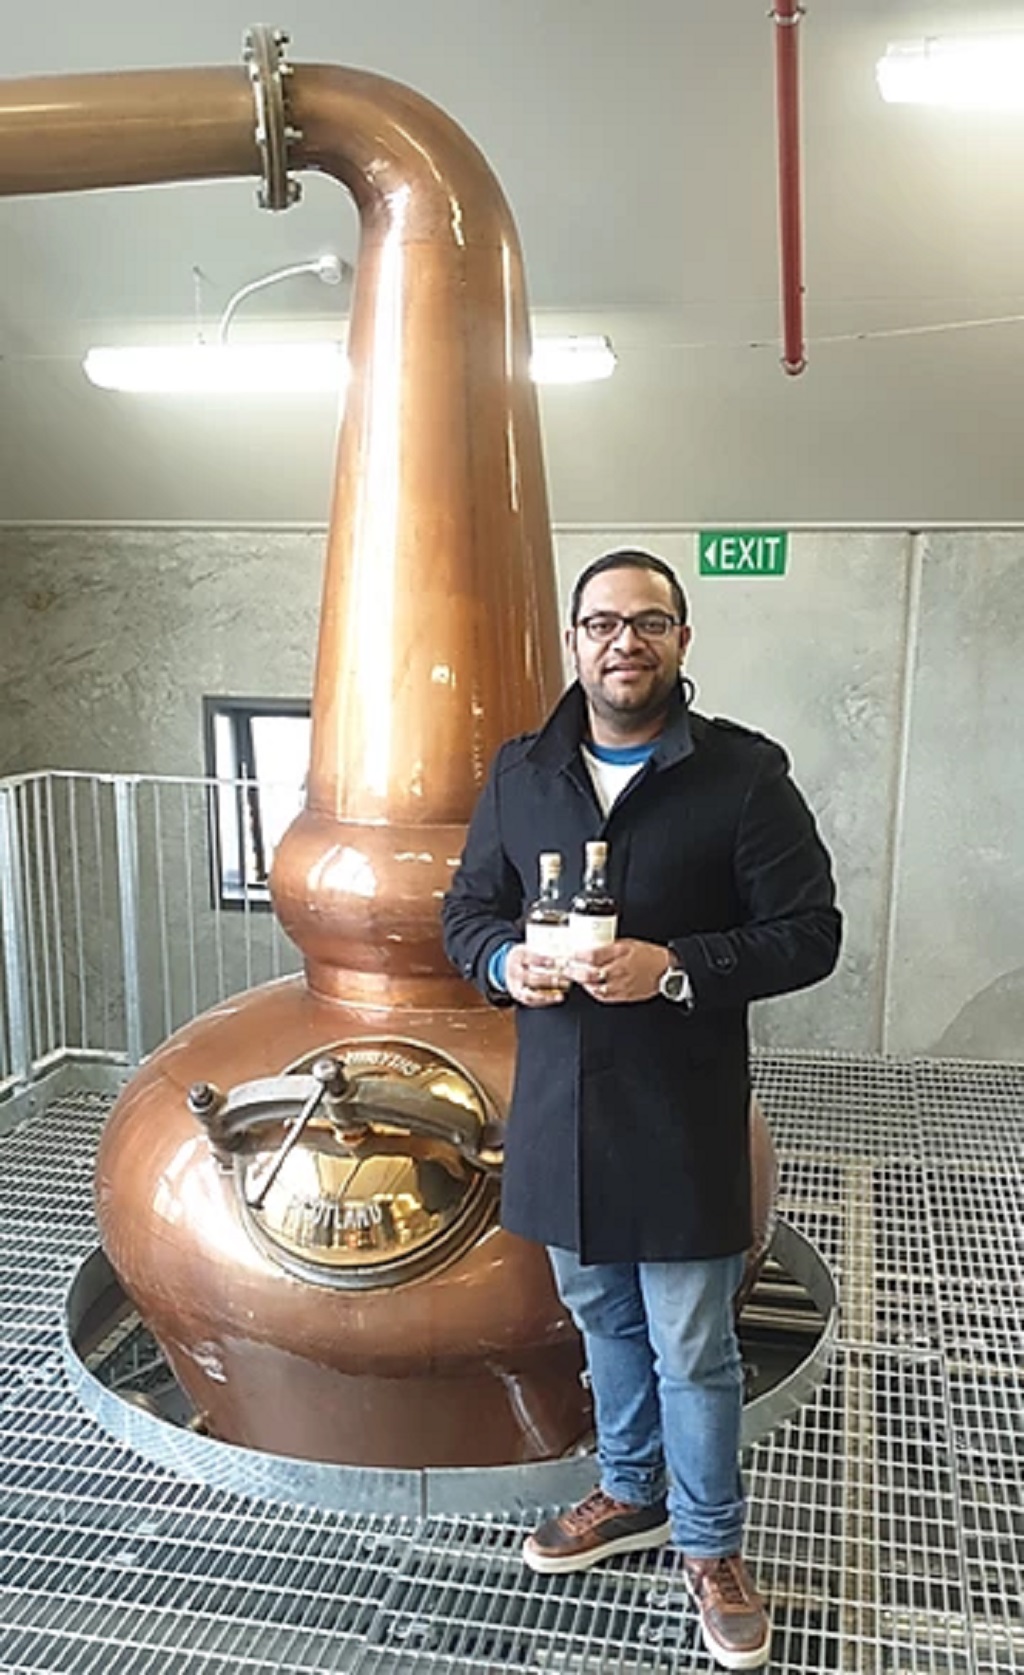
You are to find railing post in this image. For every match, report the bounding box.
[0,783,32,1085]
[113,776,143,1066]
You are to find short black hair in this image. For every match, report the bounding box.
[569,548,689,627]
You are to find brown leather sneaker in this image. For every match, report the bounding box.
[523,1487,670,1574]
[683,1553,771,1670]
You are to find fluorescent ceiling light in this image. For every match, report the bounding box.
[83,342,347,395]
[530,335,617,384]
[82,334,617,394]
[877,35,1024,109]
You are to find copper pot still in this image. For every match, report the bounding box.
[0,30,777,1469]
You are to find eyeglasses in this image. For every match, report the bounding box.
[576,610,682,643]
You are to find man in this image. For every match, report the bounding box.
[442,549,840,1672]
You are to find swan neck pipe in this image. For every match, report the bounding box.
[0,48,562,996]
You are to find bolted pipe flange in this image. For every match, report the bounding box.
[243,24,302,211]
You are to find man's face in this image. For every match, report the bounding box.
[567,566,692,737]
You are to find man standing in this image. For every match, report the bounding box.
[442,549,840,1671]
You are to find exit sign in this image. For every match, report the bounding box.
[699,531,788,575]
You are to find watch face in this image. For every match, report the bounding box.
[661,968,686,1001]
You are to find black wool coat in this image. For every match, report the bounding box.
[441,683,841,1263]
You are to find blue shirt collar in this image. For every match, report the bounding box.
[583,740,656,765]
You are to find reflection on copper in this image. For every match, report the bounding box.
[0,33,776,1470]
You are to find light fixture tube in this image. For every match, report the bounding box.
[529,335,617,384]
[83,342,347,395]
[877,35,1024,110]
[82,335,617,394]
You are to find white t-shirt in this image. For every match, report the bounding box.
[581,742,654,816]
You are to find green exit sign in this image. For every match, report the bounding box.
[699,531,788,576]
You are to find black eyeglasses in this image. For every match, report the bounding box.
[576,610,682,643]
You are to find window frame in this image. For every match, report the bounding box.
[202,695,311,910]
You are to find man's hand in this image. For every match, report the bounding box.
[569,939,671,1004]
[505,944,571,1007]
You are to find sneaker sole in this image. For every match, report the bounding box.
[522,1519,671,1575]
[684,1574,771,1671]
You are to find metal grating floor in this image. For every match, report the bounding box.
[1,1051,1022,1674]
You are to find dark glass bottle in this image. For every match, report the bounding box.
[525,851,569,961]
[567,840,619,953]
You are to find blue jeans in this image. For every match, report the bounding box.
[548,1246,746,1558]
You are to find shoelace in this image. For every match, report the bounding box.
[696,1557,753,1608]
[562,1489,621,1532]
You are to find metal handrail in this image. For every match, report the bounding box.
[0,768,303,1092]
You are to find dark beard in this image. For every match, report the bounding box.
[586,674,675,737]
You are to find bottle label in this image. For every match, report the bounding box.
[567,912,618,953]
[526,922,569,960]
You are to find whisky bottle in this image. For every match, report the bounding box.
[525,851,569,961]
[567,840,619,953]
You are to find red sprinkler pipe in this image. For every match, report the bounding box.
[772,1,807,374]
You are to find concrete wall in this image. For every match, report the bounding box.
[1,522,1021,1061]
[0,526,323,778]
[889,535,1024,1062]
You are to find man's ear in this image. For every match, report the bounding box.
[564,624,577,666]
[679,624,694,663]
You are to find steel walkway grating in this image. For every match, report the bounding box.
[0,1051,1022,1674]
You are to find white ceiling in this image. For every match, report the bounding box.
[4,0,1024,524]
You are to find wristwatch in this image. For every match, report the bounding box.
[658,952,694,1007]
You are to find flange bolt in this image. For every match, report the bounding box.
[312,1056,349,1099]
[187,1081,220,1117]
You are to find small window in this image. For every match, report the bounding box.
[203,697,311,907]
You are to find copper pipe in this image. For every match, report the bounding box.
[272,67,563,1002]
[0,59,562,1005]
[0,68,259,193]
[772,1,807,375]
